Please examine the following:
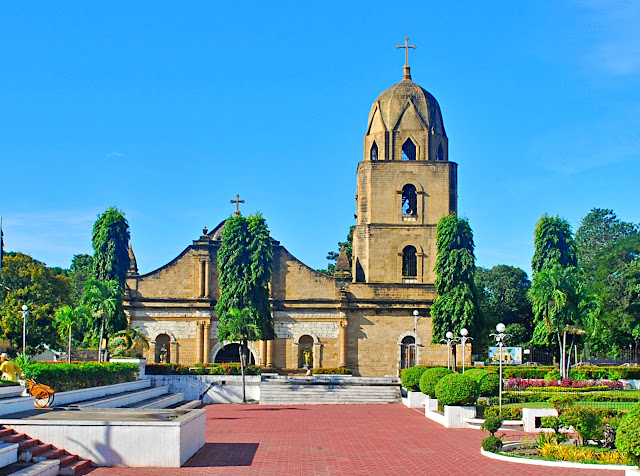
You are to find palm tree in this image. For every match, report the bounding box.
[109,326,150,357]
[82,279,125,362]
[217,307,260,402]
[53,305,88,363]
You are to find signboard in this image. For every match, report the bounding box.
[489,346,522,365]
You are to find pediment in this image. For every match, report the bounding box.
[367,102,387,135]
[392,99,428,132]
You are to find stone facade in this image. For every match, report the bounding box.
[124,63,469,376]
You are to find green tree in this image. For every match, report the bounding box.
[529,265,596,378]
[216,213,274,341]
[431,214,480,345]
[0,252,72,352]
[92,207,130,286]
[531,215,578,274]
[82,278,126,362]
[53,305,88,363]
[69,254,94,306]
[322,226,355,275]
[476,265,534,336]
[109,326,150,357]
[576,208,638,266]
[217,308,260,402]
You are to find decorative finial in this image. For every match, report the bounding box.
[396,37,416,80]
[202,226,208,235]
[230,194,245,216]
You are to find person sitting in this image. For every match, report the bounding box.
[0,353,22,382]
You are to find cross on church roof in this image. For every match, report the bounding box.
[396,37,416,80]
[230,194,245,216]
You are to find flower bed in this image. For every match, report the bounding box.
[146,363,261,375]
[505,378,624,390]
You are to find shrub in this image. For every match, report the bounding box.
[561,405,603,446]
[483,406,522,420]
[401,366,429,391]
[548,394,579,411]
[544,370,561,382]
[435,373,479,406]
[419,367,452,396]
[146,363,190,375]
[208,364,261,375]
[23,362,138,392]
[481,416,503,435]
[465,369,500,397]
[0,380,20,387]
[616,402,640,465]
[482,436,503,452]
[312,368,352,375]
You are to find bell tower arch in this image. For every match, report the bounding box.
[352,45,457,284]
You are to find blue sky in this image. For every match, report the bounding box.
[1,1,639,277]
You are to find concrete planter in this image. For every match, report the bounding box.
[522,407,558,433]
[146,375,261,403]
[424,396,438,411]
[0,385,25,399]
[424,400,476,428]
[401,390,426,408]
[110,358,147,378]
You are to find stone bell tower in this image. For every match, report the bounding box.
[352,39,457,284]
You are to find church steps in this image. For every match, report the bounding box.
[125,392,184,409]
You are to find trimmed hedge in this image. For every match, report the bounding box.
[616,402,640,465]
[498,390,640,404]
[0,380,20,387]
[487,365,640,380]
[465,369,499,397]
[482,436,503,452]
[435,373,479,406]
[401,366,429,391]
[146,363,261,375]
[419,367,452,396]
[24,362,138,392]
[312,368,352,375]
[483,406,523,420]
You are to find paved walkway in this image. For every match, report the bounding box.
[89,404,623,475]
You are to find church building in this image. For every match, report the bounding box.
[124,43,461,377]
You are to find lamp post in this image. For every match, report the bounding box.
[441,331,454,370]
[19,304,28,355]
[453,328,473,374]
[490,323,510,413]
[412,310,420,366]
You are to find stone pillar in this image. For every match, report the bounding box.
[195,322,204,363]
[313,342,322,369]
[339,320,348,368]
[204,260,210,298]
[266,339,274,368]
[149,341,157,363]
[259,340,267,367]
[203,322,211,363]
[198,261,206,298]
[170,340,178,364]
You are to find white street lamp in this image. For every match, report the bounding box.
[412,310,420,366]
[20,304,29,356]
[441,331,454,370]
[453,328,473,374]
[491,322,510,413]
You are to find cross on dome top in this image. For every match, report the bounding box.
[396,37,416,80]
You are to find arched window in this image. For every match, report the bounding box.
[402,184,417,215]
[402,246,417,277]
[401,138,416,161]
[401,336,416,369]
[370,141,378,161]
[436,143,444,161]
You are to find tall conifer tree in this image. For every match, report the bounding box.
[91,207,130,287]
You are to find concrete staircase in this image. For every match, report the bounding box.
[0,426,91,476]
[260,376,401,405]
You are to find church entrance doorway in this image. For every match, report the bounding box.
[214,344,256,365]
[400,336,416,369]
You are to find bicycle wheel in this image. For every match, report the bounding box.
[34,388,52,408]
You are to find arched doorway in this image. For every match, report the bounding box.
[400,336,416,369]
[214,343,256,365]
[155,334,170,363]
[298,335,314,368]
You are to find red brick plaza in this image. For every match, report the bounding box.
[89,404,620,476]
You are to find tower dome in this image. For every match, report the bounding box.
[364,45,448,163]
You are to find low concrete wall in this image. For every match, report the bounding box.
[1,409,206,467]
[522,407,558,433]
[52,380,150,407]
[146,375,261,403]
[401,391,426,409]
[621,379,640,389]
